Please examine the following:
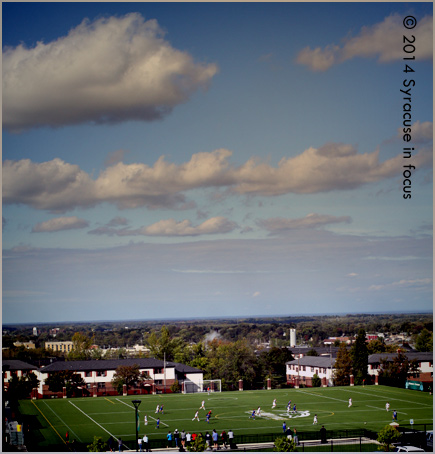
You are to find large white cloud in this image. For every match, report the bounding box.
[3,144,432,212]
[297,14,433,71]
[3,13,218,131]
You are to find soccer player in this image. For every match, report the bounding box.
[282,421,287,433]
[293,404,297,414]
[257,407,261,417]
[313,414,318,424]
[156,418,160,429]
[272,399,277,409]
[200,400,206,410]
[155,404,160,414]
[287,403,291,414]
[192,411,200,421]
[385,402,390,412]
[348,398,352,408]
[160,405,164,414]
[392,410,398,421]
[144,414,148,425]
[249,409,256,420]
[206,412,211,423]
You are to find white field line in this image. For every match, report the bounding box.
[365,404,408,415]
[43,401,82,442]
[115,398,169,427]
[68,401,129,450]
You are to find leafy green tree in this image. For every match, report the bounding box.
[111,365,140,394]
[146,326,183,361]
[415,329,433,352]
[377,425,401,451]
[351,329,368,385]
[378,351,418,388]
[67,332,93,360]
[187,433,206,452]
[87,436,106,452]
[45,370,86,397]
[7,372,40,401]
[259,347,294,388]
[273,436,297,452]
[306,348,319,356]
[334,343,352,386]
[170,380,181,393]
[312,373,321,387]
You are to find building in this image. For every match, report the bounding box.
[286,356,335,387]
[13,341,36,349]
[45,341,74,353]
[323,336,354,346]
[289,329,296,348]
[36,358,203,398]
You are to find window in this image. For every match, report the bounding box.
[96,371,107,377]
[154,368,163,374]
[85,371,93,377]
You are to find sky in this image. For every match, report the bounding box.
[2,2,433,324]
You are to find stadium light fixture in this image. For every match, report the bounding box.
[132,400,141,451]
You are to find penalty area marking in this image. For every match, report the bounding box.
[68,401,129,450]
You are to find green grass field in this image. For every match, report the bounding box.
[18,385,433,451]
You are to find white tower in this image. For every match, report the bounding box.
[33,327,38,336]
[289,328,296,348]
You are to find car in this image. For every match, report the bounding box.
[393,447,425,452]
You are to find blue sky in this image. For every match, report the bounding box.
[2,2,433,324]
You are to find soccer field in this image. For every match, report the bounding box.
[19,385,433,451]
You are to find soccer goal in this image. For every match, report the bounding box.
[182,379,222,393]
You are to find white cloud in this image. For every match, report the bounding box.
[297,14,433,71]
[88,216,238,237]
[3,13,218,131]
[32,216,89,232]
[257,213,352,234]
[3,144,432,212]
[398,121,433,144]
[252,291,260,297]
[140,216,238,236]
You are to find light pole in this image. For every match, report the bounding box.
[132,400,141,452]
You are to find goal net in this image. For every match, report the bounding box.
[182,379,222,393]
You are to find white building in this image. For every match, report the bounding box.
[37,358,203,397]
[286,356,335,387]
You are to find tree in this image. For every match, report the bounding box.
[111,365,140,394]
[45,370,86,397]
[187,433,206,452]
[378,351,418,388]
[273,436,297,452]
[7,372,40,401]
[67,332,93,360]
[377,425,401,451]
[351,329,368,385]
[87,436,106,452]
[306,349,319,356]
[259,347,294,388]
[146,326,183,361]
[170,380,181,393]
[415,329,433,352]
[334,343,352,386]
[312,373,321,387]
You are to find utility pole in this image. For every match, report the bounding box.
[132,400,141,452]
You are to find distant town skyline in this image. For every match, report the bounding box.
[2,2,433,324]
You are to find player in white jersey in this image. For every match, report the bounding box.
[386,402,390,411]
[256,407,261,417]
[192,411,200,421]
[272,399,277,409]
[348,398,352,408]
[200,400,206,410]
